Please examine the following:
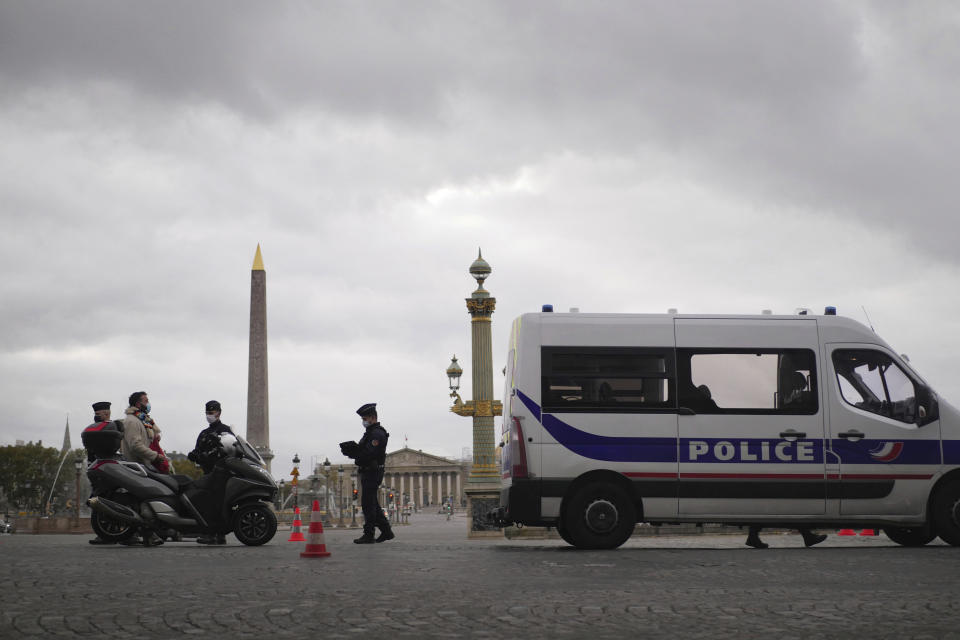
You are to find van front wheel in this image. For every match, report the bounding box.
[564,482,636,550]
[883,525,936,547]
[932,481,960,546]
[555,520,575,547]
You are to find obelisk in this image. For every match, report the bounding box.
[246,244,274,471]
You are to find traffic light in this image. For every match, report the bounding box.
[388,492,394,501]
[352,488,358,501]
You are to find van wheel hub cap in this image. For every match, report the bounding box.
[585,499,618,534]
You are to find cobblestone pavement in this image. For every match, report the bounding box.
[2,513,958,639]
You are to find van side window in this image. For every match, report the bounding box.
[832,349,917,424]
[541,347,675,413]
[676,349,818,415]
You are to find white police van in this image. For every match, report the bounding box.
[492,308,960,549]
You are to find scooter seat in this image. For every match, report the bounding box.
[170,474,194,488]
[145,469,181,493]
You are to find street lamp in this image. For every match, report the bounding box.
[73,453,84,524]
[447,355,463,407]
[337,465,345,527]
[350,471,358,528]
[322,457,331,522]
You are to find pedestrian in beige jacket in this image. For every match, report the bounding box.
[122,391,169,473]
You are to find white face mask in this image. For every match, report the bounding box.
[206,415,218,424]
[362,419,372,427]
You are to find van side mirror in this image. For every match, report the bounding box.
[916,386,939,426]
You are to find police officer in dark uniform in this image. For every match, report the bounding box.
[340,403,394,544]
[188,400,235,545]
[85,401,119,545]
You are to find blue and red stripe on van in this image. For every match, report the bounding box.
[514,389,940,500]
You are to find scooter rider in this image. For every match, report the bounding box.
[341,403,394,544]
[188,400,234,545]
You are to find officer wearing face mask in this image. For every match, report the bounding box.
[340,403,394,544]
[188,400,235,545]
[188,400,235,473]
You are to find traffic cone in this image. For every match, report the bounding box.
[300,500,331,558]
[838,529,856,536]
[287,506,306,542]
[859,529,876,536]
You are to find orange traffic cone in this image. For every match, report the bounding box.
[859,529,876,536]
[838,529,856,536]
[287,506,306,542]
[300,500,331,558]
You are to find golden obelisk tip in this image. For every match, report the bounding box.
[252,244,265,271]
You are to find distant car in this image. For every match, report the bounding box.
[0,520,14,534]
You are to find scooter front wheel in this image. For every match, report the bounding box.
[232,503,277,546]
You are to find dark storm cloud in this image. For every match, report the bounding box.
[4,1,955,257]
[0,1,861,126]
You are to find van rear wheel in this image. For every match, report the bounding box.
[932,481,960,546]
[883,525,936,547]
[563,482,636,550]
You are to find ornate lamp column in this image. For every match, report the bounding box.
[448,250,503,537]
[291,453,300,511]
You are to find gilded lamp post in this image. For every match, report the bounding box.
[448,250,503,536]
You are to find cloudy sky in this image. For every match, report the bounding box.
[2,1,959,474]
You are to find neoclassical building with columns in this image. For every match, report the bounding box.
[313,448,469,510]
[380,448,469,507]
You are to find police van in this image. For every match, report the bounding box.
[492,309,960,549]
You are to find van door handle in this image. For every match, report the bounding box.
[838,430,865,440]
[779,430,806,441]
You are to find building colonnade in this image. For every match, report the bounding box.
[381,470,463,508]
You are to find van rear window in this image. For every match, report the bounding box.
[541,347,675,413]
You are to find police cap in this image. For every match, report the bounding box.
[205,400,222,412]
[92,401,111,411]
[356,403,377,418]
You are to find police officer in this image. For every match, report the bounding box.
[188,400,235,545]
[340,403,394,544]
[189,400,235,473]
[86,401,117,545]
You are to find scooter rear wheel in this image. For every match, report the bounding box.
[90,495,137,543]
